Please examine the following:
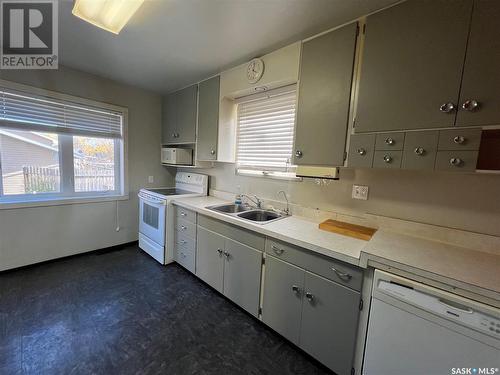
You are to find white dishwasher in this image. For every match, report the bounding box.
[363,270,500,375]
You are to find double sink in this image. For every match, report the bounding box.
[207,203,287,224]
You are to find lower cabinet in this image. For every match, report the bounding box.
[262,255,361,375]
[196,224,263,317]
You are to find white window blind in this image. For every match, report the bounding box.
[0,89,122,138]
[236,86,296,172]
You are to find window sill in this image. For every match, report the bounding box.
[236,169,303,181]
[0,194,129,210]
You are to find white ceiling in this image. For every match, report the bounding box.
[59,0,397,94]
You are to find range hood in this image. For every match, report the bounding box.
[296,166,340,180]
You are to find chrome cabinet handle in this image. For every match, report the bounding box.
[414,147,425,156]
[291,285,300,294]
[271,245,284,255]
[357,148,366,155]
[385,137,395,145]
[383,155,392,163]
[450,158,463,167]
[217,248,223,256]
[180,211,187,216]
[305,292,314,302]
[210,149,216,155]
[223,250,230,259]
[462,99,480,112]
[331,267,352,281]
[439,102,456,113]
[180,240,187,245]
[181,225,187,230]
[453,136,465,145]
[295,150,303,158]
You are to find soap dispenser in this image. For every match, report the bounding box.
[235,185,242,205]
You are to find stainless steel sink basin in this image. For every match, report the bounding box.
[207,204,288,224]
[237,210,282,222]
[207,203,251,214]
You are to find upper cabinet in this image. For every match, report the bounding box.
[161,84,197,145]
[197,76,220,161]
[293,22,358,166]
[456,1,500,127]
[354,0,473,133]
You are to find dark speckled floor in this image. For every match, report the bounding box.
[0,245,331,375]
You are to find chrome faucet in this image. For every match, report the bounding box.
[241,194,263,209]
[277,190,290,215]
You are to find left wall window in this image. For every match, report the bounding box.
[0,82,126,204]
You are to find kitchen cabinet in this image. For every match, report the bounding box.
[161,84,198,144]
[223,238,262,317]
[300,271,361,375]
[355,0,473,132]
[261,255,304,345]
[262,255,361,375]
[347,134,375,168]
[197,76,220,161]
[196,226,224,292]
[196,217,263,316]
[293,22,358,166]
[456,1,500,127]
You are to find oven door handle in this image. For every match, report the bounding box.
[138,193,167,206]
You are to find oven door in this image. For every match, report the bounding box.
[139,194,166,246]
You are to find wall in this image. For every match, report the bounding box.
[0,66,175,271]
[186,163,500,237]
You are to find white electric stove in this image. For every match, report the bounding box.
[138,172,208,264]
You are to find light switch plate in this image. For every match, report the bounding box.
[352,185,369,200]
[148,176,154,183]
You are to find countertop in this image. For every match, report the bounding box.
[172,196,500,304]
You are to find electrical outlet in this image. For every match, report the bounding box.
[352,185,369,200]
[148,176,154,183]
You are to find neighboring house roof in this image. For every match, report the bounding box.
[0,129,58,152]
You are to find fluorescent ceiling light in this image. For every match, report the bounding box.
[72,0,145,35]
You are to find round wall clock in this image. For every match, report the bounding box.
[246,58,265,84]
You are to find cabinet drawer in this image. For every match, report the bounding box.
[198,215,265,251]
[176,242,195,273]
[265,239,362,291]
[438,129,481,150]
[402,131,438,170]
[176,218,196,238]
[435,151,478,171]
[373,150,402,169]
[375,132,405,150]
[348,134,375,168]
[175,232,196,252]
[176,207,196,224]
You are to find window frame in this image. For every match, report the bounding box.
[234,84,300,181]
[0,79,129,209]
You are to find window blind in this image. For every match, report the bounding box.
[236,87,296,171]
[0,89,122,138]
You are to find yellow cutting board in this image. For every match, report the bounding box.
[319,219,377,241]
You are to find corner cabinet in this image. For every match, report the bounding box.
[161,84,197,144]
[293,22,358,166]
[197,76,220,160]
[355,0,473,133]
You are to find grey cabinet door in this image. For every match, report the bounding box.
[223,238,262,317]
[300,272,360,375]
[355,0,473,132]
[294,22,358,166]
[456,1,500,127]
[262,256,305,345]
[197,76,220,161]
[161,93,177,144]
[196,226,224,293]
[176,85,198,143]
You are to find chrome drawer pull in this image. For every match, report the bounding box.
[271,245,284,255]
[217,248,223,256]
[383,155,392,163]
[450,157,463,167]
[291,285,300,294]
[331,267,352,281]
[357,148,366,155]
[223,250,230,259]
[180,211,187,216]
[453,136,465,145]
[385,137,395,145]
[414,147,425,156]
[305,292,314,302]
[181,225,187,230]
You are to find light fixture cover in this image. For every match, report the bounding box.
[72,0,145,34]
